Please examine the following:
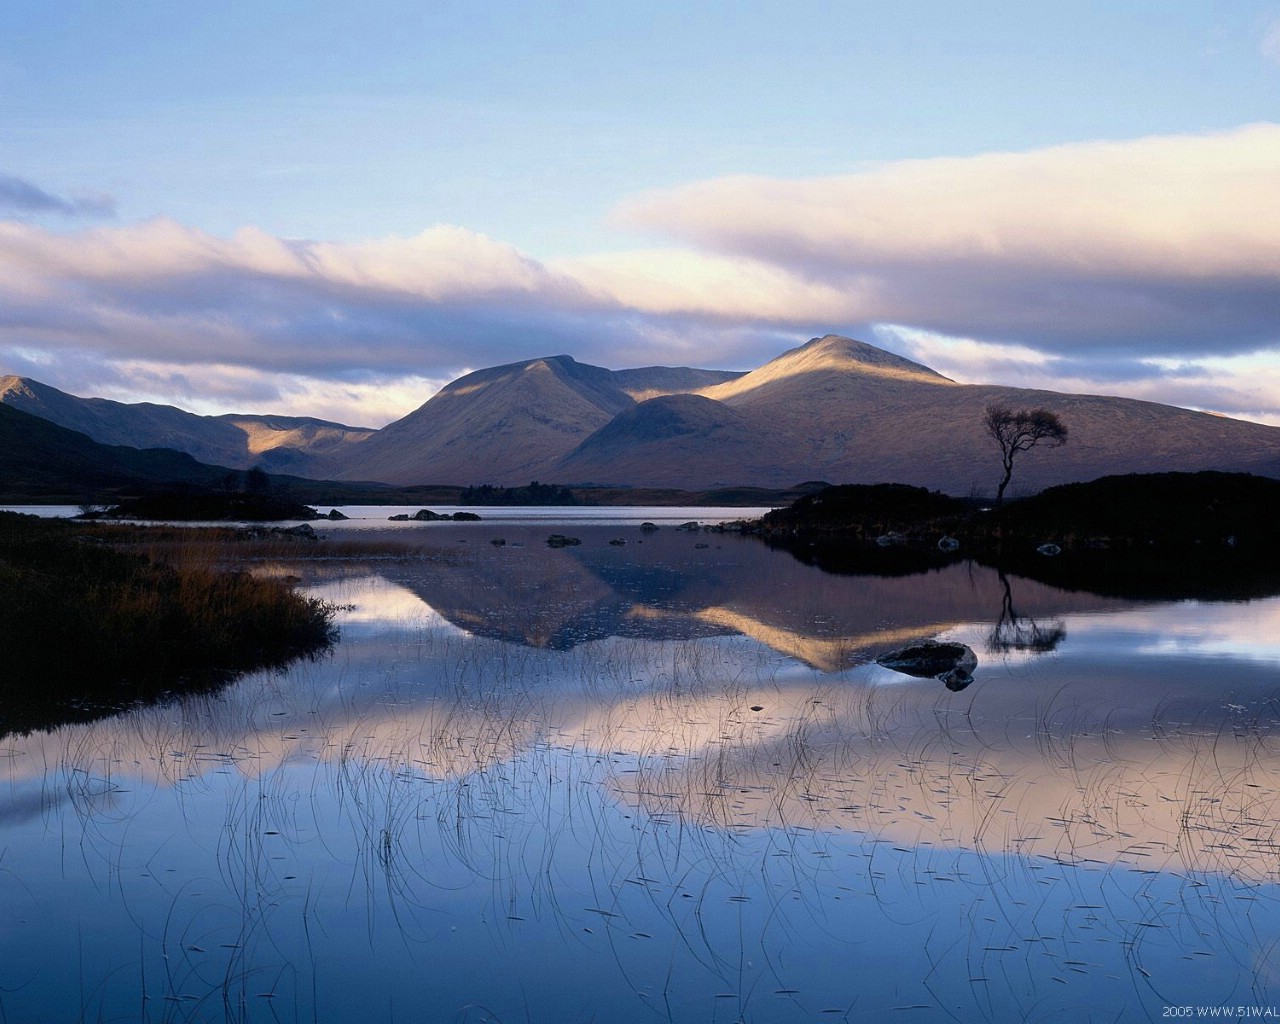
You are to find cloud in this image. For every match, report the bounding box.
[0,218,801,386]
[0,173,115,219]
[615,123,1280,356]
[1,125,1279,424]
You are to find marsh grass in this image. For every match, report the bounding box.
[0,513,336,734]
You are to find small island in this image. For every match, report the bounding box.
[749,471,1280,598]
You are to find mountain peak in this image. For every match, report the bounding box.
[791,335,952,382]
[0,375,39,401]
[699,334,951,407]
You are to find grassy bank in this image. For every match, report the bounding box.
[0,512,336,734]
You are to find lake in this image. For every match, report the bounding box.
[3,508,1280,1022]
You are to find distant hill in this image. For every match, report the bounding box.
[0,375,374,474]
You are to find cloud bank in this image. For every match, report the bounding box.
[614,123,1280,357]
[1,125,1278,425]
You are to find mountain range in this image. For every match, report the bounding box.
[0,375,374,474]
[5,335,1280,497]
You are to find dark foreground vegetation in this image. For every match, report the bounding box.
[755,472,1280,599]
[0,512,335,735]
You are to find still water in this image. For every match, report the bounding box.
[3,510,1280,1022]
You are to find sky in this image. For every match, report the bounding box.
[2,0,1279,428]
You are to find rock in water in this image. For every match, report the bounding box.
[876,640,977,690]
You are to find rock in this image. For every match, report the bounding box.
[412,509,447,521]
[490,537,506,546]
[277,523,318,541]
[639,522,659,533]
[1037,542,1062,557]
[546,534,581,548]
[608,538,626,546]
[675,521,701,532]
[941,667,974,692]
[876,640,977,687]
[694,542,709,549]
[326,509,348,520]
[451,511,482,521]
[937,536,960,552]
[388,514,410,521]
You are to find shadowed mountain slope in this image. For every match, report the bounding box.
[0,375,373,474]
[0,402,234,499]
[324,355,744,485]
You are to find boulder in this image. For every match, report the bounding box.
[876,640,977,691]
[675,521,701,532]
[388,514,410,521]
[546,534,581,548]
[639,522,659,533]
[450,511,482,521]
[326,509,348,520]
[412,509,447,521]
[276,523,318,541]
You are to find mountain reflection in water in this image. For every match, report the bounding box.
[3,519,1280,1022]
[339,526,1106,669]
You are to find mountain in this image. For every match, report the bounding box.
[556,336,1280,495]
[0,375,374,474]
[0,402,237,500]
[9,336,1280,495]
[320,355,744,485]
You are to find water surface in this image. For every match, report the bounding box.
[3,511,1279,1022]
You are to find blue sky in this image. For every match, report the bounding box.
[2,1,1279,426]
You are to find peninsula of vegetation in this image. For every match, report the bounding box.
[0,512,336,735]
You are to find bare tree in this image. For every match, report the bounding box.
[983,404,1068,505]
